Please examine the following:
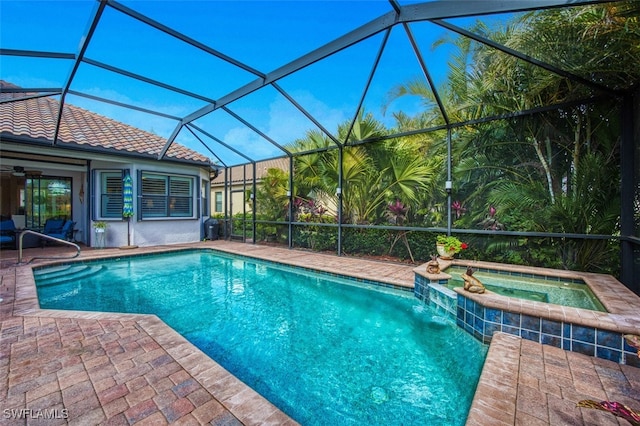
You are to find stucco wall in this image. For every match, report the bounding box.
[96,218,203,248]
[90,157,210,248]
[0,146,211,249]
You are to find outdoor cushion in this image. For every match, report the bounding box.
[43,218,65,234]
[46,220,75,241]
[0,219,16,246]
[0,219,16,233]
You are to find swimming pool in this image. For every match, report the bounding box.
[443,265,606,312]
[34,250,487,425]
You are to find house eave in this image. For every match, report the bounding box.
[0,133,212,169]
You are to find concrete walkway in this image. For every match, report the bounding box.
[1,241,639,425]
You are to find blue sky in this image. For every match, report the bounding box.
[1,0,489,165]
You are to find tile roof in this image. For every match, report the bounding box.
[211,157,289,184]
[0,81,212,165]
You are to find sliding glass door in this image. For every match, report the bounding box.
[25,176,72,229]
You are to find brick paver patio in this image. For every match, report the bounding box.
[1,243,296,425]
[1,241,639,425]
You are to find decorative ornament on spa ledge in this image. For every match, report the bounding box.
[436,235,468,260]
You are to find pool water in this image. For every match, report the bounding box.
[34,250,487,425]
[444,266,606,312]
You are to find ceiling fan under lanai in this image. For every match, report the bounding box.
[0,165,42,177]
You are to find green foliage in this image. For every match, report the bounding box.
[436,235,468,253]
[342,228,391,256]
[293,224,337,252]
[289,112,441,225]
[255,168,289,221]
[248,3,637,275]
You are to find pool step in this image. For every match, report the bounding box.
[35,265,105,287]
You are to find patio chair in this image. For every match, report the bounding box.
[44,219,75,242]
[0,218,17,248]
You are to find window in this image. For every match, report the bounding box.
[215,191,223,213]
[140,172,194,219]
[100,172,123,218]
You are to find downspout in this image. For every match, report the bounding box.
[86,160,91,246]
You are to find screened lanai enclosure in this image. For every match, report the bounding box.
[1,1,639,291]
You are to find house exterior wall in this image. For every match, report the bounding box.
[209,158,289,217]
[1,141,210,248]
[98,219,201,248]
[91,157,210,248]
[211,183,251,216]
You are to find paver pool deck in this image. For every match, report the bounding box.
[1,240,639,425]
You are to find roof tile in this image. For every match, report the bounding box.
[0,81,211,165]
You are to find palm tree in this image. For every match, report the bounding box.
[289,112,439,224]
[385,2,638,272]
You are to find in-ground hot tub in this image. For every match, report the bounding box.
[414,260,640,366]
[442,265,606,311]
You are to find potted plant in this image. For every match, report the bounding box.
[436,235,468,259]
[92,221,107,249]
[93,221,107,232]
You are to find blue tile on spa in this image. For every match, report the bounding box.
[465,313,473,326]
[541,319,562,336]
[572,341,595,357]
[502,325,520,337]
[521,329,540,342]
[597,330,622,349]
[473,329,484,341]
[473,303,484,318]
[485,308,502,323]
[596,347,622,363]
[521,314,540,331]
[541,334,561,348]
[572,325,596,343]
[503,312,521,327]
[485,322,501,337]
[466,298,476,313]
[457,295,466,310]
[473,315,484,333]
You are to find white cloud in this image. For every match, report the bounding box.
[223,126,282,160]
[214,90,349,164]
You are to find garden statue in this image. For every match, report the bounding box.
[426,255,440,274]
[462,266,486,294]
